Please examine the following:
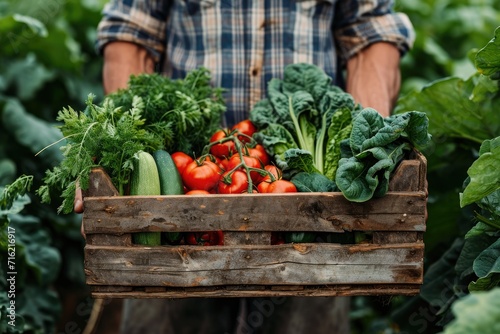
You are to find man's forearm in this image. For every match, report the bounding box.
[345,42,401,117]
[102,41,156,95]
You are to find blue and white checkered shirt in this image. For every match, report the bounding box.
[96,0,414,127]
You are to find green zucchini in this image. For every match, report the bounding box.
[153,149,185,245]
[130,151,162,246]
[152,150,184,195]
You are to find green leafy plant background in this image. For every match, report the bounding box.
[1,0,500,333]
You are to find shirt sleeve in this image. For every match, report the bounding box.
[333,0,415,63]
[96,0,169,62]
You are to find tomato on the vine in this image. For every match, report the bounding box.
[260,179,297,193]
[232,119,257,143]
[182,159,221,191]
[258,165,281,184]
[209,129,236,159]
[226,154,262,183]
[246,144,270,165]
[218,170,250,194]
[171,152,194,175]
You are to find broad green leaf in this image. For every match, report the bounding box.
[12,14,47,37]
[2,53,55,100]
[460,137,500,207]
[475,26,500,78]
[441,288,500,334]
[16,286,60,333]
[455,233,498,279]
[468,239,500,292]
[395,75,500,144]
[2,99,64,165]
[420,239,464,310]
[9,214,61,285]
[0,159,16,186]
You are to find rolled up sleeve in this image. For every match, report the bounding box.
[96,0,169,62]
[334,0,415,62]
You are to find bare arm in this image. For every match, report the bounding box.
[102,41,156,94]
[345,42,401,117]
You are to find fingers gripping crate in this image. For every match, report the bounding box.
[83,151,427,299]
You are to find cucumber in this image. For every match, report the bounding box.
[152,150,184,195]
[130,151,162,246]
[153,149,185,245]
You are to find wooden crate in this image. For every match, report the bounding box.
[83,151,427,299]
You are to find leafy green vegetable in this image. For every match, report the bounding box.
[1,175,61,334]
[468,239,500,291]
[441,287,500,334]
[107,68,226,155]
[475,26,500,79]
[395,75,500,144]
[460,136,500,207]
[37,94,164,213]
[250,63,358,177]
[335,109,431,202]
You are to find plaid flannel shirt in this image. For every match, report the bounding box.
[96,0,414,127]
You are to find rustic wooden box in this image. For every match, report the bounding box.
[83,151,427,299]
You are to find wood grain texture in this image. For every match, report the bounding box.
[82,151,428,298]
[85,243,424,286]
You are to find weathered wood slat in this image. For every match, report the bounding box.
[83,192,426,234]
[89,284,422,299]
[85,243,424,287]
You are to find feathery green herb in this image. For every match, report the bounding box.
[37,94,164,214]
[107,67,226,155]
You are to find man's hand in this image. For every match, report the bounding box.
[345,42,401,117]
[102,41,156,94]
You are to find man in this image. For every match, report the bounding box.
[78,1,415,333]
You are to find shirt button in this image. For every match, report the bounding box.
[251,68,260,76]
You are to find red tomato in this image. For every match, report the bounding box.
[246,144,270,165]
[219,157,231,171]
[257,180,270,193]
[171,152,194,175]
[218,170,250,194]
[204,155,225,170]
[185,231,224,246]
[185,189,211,195]
[209,129,236,159]
[257,165,281,184]
[226,155,262,183]
[232,119,257,143]
[262,180,297,193]
[182,160,221,191]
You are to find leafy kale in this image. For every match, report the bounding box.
[335,109,431,202]
[250,63,358,178]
